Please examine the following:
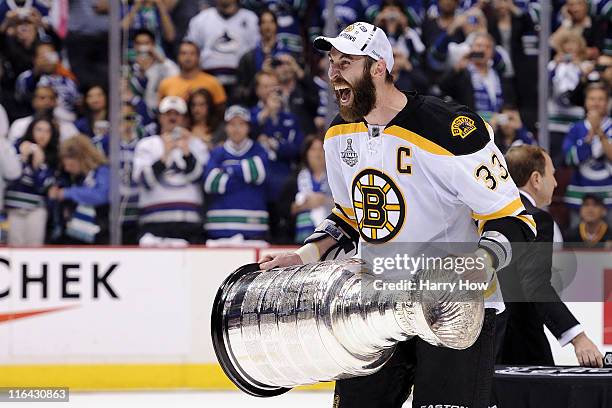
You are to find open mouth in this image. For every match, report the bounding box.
[334,84,353,105]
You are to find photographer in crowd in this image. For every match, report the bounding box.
[132,96,208,244]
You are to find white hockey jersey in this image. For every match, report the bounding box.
[323,92,536,310]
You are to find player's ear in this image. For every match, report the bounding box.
[373,59,387,79]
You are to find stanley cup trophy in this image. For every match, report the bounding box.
[211,258,484,397]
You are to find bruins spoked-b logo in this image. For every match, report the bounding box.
[341,138,359,167]
[352,169,405,243]
[451,115,477,139]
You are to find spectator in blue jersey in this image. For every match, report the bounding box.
[252,72,304,203]
[234,8,287,106]
[132,96,209,245]
[439,32,506,122]
[74,84,109,155]
[5,116,59,246]
[204,105,269,243]
[492,105,537,154]
[128,28,179,113]
[16,41,80,121]
[562,83,612,215]
[291,136,333,243]
[241,0,307,55]
[121,0,176,51]
[118,103,142,245]
[47,135,110,245]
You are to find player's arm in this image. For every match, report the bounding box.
[259,117,360,270]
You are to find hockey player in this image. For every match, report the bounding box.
[260,22,536,408]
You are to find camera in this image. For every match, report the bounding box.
[271,58,283,68]
[594,64,609,73]
[171,127,183,141]
[469,51,485,60]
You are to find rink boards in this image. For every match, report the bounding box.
[0,246,609,390]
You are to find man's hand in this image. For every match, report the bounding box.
[572,332,604,367]
[259,252,303,270]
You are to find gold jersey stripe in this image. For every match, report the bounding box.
[337,204,356,218]
[472,197,523,221]
[332,207,358,230]
[385,126,454,156]
[324,123,369,140]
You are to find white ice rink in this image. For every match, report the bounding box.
[3,391,413,407]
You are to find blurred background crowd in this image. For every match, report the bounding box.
[0,0,609,247]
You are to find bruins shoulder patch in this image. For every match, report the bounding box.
[451,116,477,139]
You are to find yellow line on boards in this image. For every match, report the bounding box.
[0,363,334,391]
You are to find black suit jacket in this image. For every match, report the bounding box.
[496,193,579,365]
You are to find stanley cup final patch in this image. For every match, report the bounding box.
[341,138,359,167]
[451,116,477,139]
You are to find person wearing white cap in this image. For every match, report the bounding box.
[132,95,209,244]
[259,21,538,408]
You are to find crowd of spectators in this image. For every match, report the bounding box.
[0,0,609,247]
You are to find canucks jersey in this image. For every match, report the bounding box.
[323,92,536,310]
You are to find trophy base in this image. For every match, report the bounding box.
[211,262,292,397]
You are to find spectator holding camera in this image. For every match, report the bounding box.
[158,40,226,126]
[204,105,269,243]
[562,83,611,212]
[129,28,179,113]
[4,115,58,246]
[16,41,80,121]
[74,84,109,155]
[0,1,49,24]
[252,71,304,202]
[551,0,607,60]
[132,96,209,244]
[271,52,319,136]
[375,0,429,93]
[492,105,537,154]
[569,54,612,107]
[439,32,505,122]
[0,6,60,118]
[48,134,110,244]
[564,193,611,247]
[549,30,594,164]
[121,0,176,48]
[8,85,79,143]
[234,8,287,106]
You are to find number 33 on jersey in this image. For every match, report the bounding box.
[324,92,536,244]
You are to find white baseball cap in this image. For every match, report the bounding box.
[159,96,187,114]
[224,105,251,122]
[314,22,394,73]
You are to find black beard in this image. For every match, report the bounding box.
[336,69,377,122]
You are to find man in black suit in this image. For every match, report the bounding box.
[497,145,603,367]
